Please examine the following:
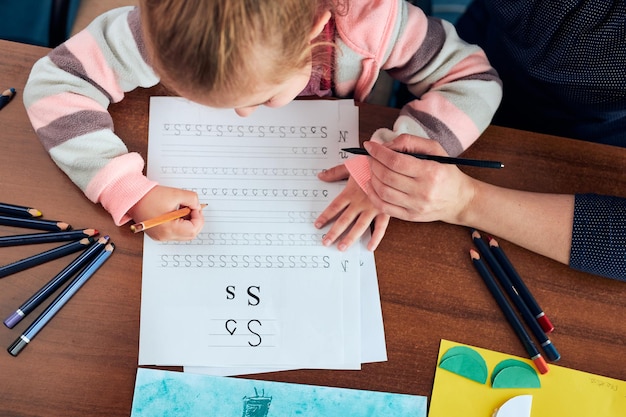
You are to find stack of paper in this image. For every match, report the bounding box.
[139,99,387,374]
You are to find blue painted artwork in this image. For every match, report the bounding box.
[131,368,427,417]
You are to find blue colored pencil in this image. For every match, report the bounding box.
[0,228,98,247]
[0,215,71,231]
[0,87,16,111]
[0,202,42,218]
[488,236,554,333]
[3,236,109,329]
[0,237,95,279]
[471,230,560,362]
[469,248,549,374]
[8,242,115,356]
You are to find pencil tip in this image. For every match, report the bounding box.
[487,236,498,246]
[469,248,480,259]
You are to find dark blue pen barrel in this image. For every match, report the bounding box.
[7,243,114,356]
[3,238,106,329]
[541,341,561,362]
[473,231,560,362]
[471,254,539,357]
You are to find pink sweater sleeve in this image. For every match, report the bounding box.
[23,7,160,224]
[335,0,502,190]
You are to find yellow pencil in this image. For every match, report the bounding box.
[130,204,207,233]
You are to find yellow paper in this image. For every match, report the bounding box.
[429,340,626,417]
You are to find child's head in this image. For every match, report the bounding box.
[140,0,342,113]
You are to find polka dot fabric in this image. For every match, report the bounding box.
[456,0,626,145]
[570,194,626,281]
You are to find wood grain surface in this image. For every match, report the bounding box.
[0,39,624,417]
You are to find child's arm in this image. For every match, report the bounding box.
[22,7,176,231]
[381,1,501,155]
[322,0,502,250]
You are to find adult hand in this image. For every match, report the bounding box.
[364,134,475,225]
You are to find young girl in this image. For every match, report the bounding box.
[23,0,501,243]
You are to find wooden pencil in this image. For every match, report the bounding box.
[0,202,42,218]
[130,204,207,233]
[8,241,115,356]
[0,237,95,279]
[4,236,109,329]
[0,215,71,231]
[0,229,98,247]
[469,248,549,374]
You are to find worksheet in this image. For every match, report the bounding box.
[185,232,388,376]
[139,99,363,368]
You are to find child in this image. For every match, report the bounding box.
[23,0,501,243]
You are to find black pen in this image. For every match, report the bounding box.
[0,88,16,111]
[341,147,503,169]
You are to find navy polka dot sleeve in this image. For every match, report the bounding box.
[570,194,626,281]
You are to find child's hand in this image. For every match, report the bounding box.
[315,174,390,252]
[127,185,204,241]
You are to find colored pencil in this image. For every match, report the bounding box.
[0,237,96,279]
[471,230,560,362]
[0,87,16,111]
[0,215,71,231]
[130,204,207,233]
[0,202,42,218]
[488,236,555,333]
[0,228,98,247]
[470,248,549,374]
[3,236,109,329]
[341,147,504,169]
[8,242,115,356]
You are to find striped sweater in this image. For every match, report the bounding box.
[23,1,502,226]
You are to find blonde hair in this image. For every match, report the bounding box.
[140,0,345,104]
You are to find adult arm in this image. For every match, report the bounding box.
[363,136,626,281]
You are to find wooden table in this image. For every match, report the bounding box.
[0,39,625,416]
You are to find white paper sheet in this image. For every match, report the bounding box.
[185,232,388,376]
[139,99,367,368]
